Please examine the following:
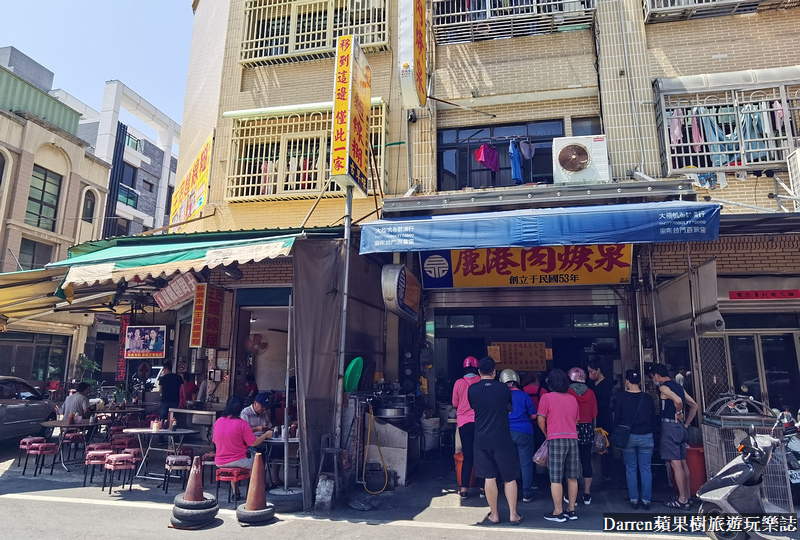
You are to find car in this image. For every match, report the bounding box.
[0,376,59,441]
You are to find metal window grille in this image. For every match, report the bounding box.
[411,108,437,193]
[697,336,730,410]
[431,0,595,45]
[643,0,797,24]
[655,84,800,176]
[241,0,389,68]
[226,102,387,201]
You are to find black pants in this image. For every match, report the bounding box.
[459,422,484,489]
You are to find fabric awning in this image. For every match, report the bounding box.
[48,234,300,287]
[359,201,721,254]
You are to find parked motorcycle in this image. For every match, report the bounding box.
[777,411,800,505]
[697,425,787,540]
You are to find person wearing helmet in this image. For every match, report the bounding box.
[567,367,598,505]
[501,368,538,503]
[452,355,484,499]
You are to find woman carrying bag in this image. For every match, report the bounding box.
[610,369,657,510]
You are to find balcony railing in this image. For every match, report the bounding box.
[655,82,800,177]
[240,0,389,68]
[118,185,139,209]
[125,133,141,152]
[431,0,595,45]
[643,0,798,24]
[226,101,387,201]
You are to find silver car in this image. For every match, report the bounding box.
[0,376,59,441]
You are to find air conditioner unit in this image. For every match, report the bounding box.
[552,135,611,186]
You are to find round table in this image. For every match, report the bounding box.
[123,427,199,481]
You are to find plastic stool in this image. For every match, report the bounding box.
[102,454,135,494]
[17,437,46,467]
[84,450,113,486]
[163,455,192,493]
[216,467,251,508]
[23,442,59,477]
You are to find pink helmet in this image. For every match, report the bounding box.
[567,367,586,382]
[463,356,479,369]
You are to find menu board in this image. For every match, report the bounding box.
[490,342,547,372]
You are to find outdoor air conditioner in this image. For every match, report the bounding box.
[552,135,611,186]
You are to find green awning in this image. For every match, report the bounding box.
[48,234,300,287]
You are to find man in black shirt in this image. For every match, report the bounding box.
[158,363,184,421]
[468,356,522,525]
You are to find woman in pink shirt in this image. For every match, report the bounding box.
[452,356,484,499]
[213,396,272,470]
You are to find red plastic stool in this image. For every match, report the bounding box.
[22,442,59,477]
[122,447,143,466]
[163,455,192,493]
[86,442,112,453]
[84,450,113,486]
[63,432,85,461]
[17,437,46,467]
[111,436,136,452]
[216,467,251,508]
[102,454,135,494]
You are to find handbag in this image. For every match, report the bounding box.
[609,393,646,449]
[592,427,609,455]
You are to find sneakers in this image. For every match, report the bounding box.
[630,500,639,510]
[565,510,578,521]
[642,502,651,511]
[522,493,534,503]
[583,494,592,505]
[563,495,578,505]
[479,489,485,499]
[543,512,567,523]
[459,491,467,500]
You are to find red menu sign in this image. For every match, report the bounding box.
[190,283,224,349]
[729,289,800,300]
[190,284,207,348]
[116,314,130,381]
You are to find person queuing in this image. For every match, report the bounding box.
[650,363,698,510]
[179,372,198,408]
[567,367,598,505]
[588,360,614,480]
[500,369,537,503]
[452,356,484,499]
[537,368,580,523]
[522,371,548,410]
[157,363,183,421]
[614,369,657,510]
[468,357,522,525]
[244,372,259,398]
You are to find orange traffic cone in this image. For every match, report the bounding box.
[245,453,267,511]
[184,456,204,502]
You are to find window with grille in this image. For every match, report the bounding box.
[226,101,387,201]
[655,73,800,177]
[240,0,389,67]
[18,238,53,271]
[26,165,62,232]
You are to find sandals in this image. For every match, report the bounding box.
[664,498,692,510]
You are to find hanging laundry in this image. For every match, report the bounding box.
[474,143,499,172]
[509,140,523,184]
[669,109,684,146]
[691,114,704,154]
[773,101,784,132]
[519,141,536,160]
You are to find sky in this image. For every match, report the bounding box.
[0,1,194,148]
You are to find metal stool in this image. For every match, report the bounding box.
[102,454,135,494]
[111,436,136,453]
[201,452,216,485]
[86,442,113,453]
[17,437,46,467]
[317,434,345,498]
[122,447,143,467]
[84,450,113,486]
[216,467,251,508]
[163,454,192,493]
[23,442,59,477]
[63,432,85,461]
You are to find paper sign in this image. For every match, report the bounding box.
[490,342,547,372]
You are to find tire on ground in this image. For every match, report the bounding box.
[173,492,218,510]
[169,515,216,530]
[266,487,303,513]
[172,504,219,522]
[236,503,276,524]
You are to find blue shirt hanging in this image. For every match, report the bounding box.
[509,140,523,184]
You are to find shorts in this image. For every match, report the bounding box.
[548,438,580,484]
[217,454,254,469]
[474,445,521,482]
[660,421,688,461]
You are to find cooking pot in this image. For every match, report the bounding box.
[373,407,406,418]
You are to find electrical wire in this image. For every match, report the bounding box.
[362,402,388,495]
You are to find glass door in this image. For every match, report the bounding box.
[728,335,764,403]
[760,334,800,415]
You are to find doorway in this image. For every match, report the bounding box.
[728,333,800,414]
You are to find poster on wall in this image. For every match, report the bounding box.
[124,326,167,359]
[170,131,214,231]
[116,314,131,381]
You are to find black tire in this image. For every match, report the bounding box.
[172,504,219,522]
[236,503,276,524]
[40,414,57,439]
[266,487,303,513]
[698,503,746,540]
[169,515,215,530]
[173,492,217,510]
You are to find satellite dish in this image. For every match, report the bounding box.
[558,144,590,172]
[244,334,269,355]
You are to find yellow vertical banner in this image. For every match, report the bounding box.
[331,35,371,197]
[171,131,213,231]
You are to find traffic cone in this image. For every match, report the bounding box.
[184,456,204,502]
[245,453,267,511]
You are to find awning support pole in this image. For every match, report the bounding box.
[647,247,660,363]
[636,253,645,377]
[686,244,703,408]
[333,185,353,449]
[283,294,292,491]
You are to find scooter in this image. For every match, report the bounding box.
[697,426,789,540]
